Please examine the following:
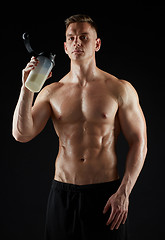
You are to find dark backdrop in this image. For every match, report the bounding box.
[2,3,165,240]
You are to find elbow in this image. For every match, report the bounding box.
[129,137,148,157]
[12,130,32,143]
[139,140,148,159]
[140,136,148,158]
[143,142,148,158]
[139,139,148,157]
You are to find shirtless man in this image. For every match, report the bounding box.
[12,14,147,239]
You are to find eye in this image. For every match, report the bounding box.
[80,35,88,41]
[68,36,74,41]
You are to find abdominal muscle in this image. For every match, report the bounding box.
[54,121,119,185]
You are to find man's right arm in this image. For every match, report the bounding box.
[12,57,52,142]
[12,85,34,142]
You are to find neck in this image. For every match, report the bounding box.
[70,58,97,86]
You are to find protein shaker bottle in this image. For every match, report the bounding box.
[22,33,56,92]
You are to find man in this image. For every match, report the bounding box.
[12,14,147,239]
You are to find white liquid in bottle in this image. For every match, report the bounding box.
[25,55,54,92]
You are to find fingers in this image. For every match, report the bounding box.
[23,57,38,73]
[106,209,116,226]
[22,57,53,85]
[103,192,129,231]
[111,212,125,230]
[103,199,111,214]
[22,57,39,84]
[122,211,128,225]
[47,71,52,79]
[26,57,39,69]
[106,209,128,230]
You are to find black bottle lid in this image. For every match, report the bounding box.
[38,52,56,65]
[22,32,56,65]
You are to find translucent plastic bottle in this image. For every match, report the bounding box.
[22,32,55,92]
[25,53,55,92]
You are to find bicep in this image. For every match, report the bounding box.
[31,89,52,136]
[119,103,146,143]
[118,83,147,145]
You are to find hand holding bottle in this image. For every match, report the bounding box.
[22,33,55,92]
[22,57,38,85]
[22,56,53,91]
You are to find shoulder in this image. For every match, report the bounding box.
[99,69,122,90]
[37,73,72,101]
[44,73,71,92]
[35,82,64,103]
[102,72,136,95]
[99,70,139,106]
[119,79,138,94]
[41,79,65,95]
[119,79,139,106]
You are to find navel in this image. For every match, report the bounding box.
[80,158,85,162]
[102,113,107,119]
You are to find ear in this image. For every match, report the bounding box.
[95,38,101,52]
[64,42,68,54]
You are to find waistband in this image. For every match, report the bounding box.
[51,179,121,192]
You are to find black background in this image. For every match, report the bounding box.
[2,2,165,240]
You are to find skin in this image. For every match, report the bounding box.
[12,22,147,230]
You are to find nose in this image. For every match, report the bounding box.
[74,36,81,46]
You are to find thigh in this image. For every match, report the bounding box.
[45,187,79,240]
[80,189,129,240]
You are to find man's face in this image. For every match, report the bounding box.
[64,22,101,62]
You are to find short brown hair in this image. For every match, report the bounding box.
[65,14,98,34]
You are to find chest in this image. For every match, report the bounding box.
[50,82,118,123]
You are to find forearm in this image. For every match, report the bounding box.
[12,85,34,141]
[117,141,147,197]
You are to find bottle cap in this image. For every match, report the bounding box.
[38,52,56,65]
[22,32,56,65]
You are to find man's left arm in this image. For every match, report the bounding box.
[103,80,147,230]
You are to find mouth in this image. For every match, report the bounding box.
[72,49,84,54]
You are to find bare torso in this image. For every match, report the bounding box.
[48,69,122,185]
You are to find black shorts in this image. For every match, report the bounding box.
[45,179,128,240]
